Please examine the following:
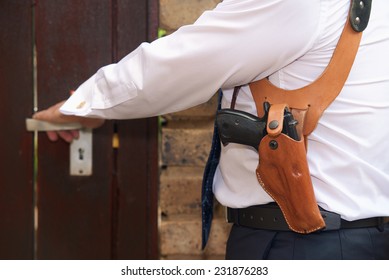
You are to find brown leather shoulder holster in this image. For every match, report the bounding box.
[248,0,371,233]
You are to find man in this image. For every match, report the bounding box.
[33,0,389,259]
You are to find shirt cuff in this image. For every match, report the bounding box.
[59,65,138,118]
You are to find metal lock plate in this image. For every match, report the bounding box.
[26,118,92,176]
[69,128,93,176]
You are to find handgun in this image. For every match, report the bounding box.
[216,109,266,150]
[216,103,299,150]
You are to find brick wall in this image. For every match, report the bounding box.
[158,0,231,259]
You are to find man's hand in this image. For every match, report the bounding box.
[32,100,105,143]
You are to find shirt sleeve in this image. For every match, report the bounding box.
[60,0,321,119]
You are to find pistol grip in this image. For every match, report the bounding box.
[216,109,266,150]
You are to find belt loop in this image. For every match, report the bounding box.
[377,217,385,232]
[227,208,240,226]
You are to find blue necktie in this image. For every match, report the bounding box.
[201,90,222,249]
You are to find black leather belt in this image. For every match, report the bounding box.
[227,204,389,232]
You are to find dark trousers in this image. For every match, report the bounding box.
[225,223,389,260]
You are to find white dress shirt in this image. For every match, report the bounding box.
[61,0,389,221]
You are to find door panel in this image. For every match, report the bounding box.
[35,0,114,260]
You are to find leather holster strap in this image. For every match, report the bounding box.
[250,0,365,138]
[227,204,389,232]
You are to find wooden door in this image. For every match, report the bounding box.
[0,0,158,260]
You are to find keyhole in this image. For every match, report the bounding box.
[78,148,85,160]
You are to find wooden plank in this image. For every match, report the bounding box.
[35,0,114,259]
[0,0,35,259]
[114,119,159,259]
[113,0,159,259]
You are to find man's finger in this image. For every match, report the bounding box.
[57,131,76,143]
[46,131,59,142]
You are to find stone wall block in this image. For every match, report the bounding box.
[160,216,231,257]
[160,0,220,31]
[160,167,203,217]
[162,126,213,167]
[164,93,218,121]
